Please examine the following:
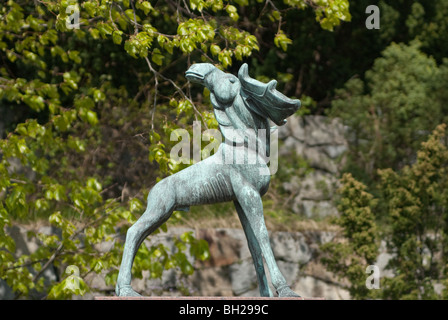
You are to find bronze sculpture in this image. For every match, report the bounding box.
[116,63,301,297]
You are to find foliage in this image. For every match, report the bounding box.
[322,125,448,299]
[377,124,448,299]
[320,172,378,299]
[323,2,448,299]
[327,0,448,185]
[376,0,448,63]
[329,41,448,183]
[0,0,350,299]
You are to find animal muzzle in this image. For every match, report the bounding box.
[185,70,205,82]
[185,63,216,84]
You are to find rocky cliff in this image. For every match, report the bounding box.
[129,227,351,299]
[278,115,348,218]
[1,225,351,299]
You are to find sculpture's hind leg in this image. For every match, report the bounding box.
[116,179,175,297]
[232,179,300,297]
[234,201,273,297]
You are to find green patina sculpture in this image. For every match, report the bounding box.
[116,63,301,297]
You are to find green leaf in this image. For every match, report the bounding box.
[124,40,138,58]
[210,44,221,56]
[274,31,293,51]
[113,30,123,45]
[151,48,164,66]
[226,5,239,21]
[49,212,63,226]
[93,89,105,102]
[140,1,153,15]
[272,10,281,21]
[89,28,100,39]
[129,198,143,212]
[86,110,98,125]
[68,51,82,64]
[23,95,45,111]
[87,178,102,192]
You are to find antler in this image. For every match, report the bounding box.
[238,63,301,126]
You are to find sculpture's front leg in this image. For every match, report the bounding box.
[116,179,177,297]
[116,285,142,297]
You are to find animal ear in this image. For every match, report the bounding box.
[238,63,300,126]
[238,63,249,81]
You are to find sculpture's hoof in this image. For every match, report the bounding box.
[116,285,142,297]
[277,285,301,297]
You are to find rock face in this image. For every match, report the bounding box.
[1,225,59,300]
[138,227,350,299]
[0,226,352,300]
[278,115,348,218]
[113,227,350,299]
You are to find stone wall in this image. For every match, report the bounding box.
[0,225,351,299]
[277,115,348,219]
[91,227,350,299]
[189,228,350,299]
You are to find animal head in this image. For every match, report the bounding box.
[186,63,301,126]
[185,63,240,104]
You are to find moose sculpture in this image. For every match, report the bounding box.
[116,63,301,297]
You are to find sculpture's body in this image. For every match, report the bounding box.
[116,63,301,297]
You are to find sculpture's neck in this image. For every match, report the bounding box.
[205,68,271,157]
[210,93,271,157]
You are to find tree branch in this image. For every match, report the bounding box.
[143,57,208,129]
